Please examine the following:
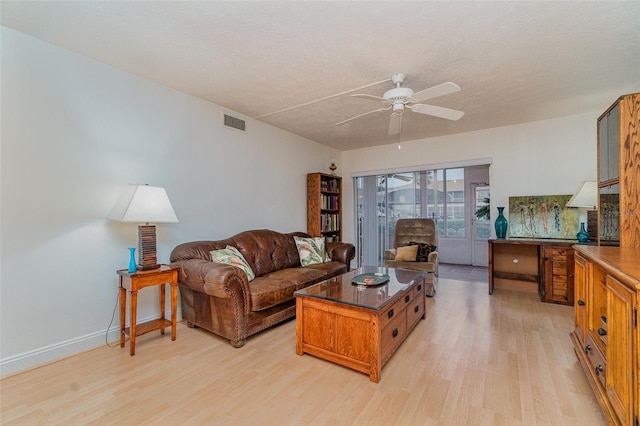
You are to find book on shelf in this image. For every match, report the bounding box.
[320,213,340,232]
[320,178,340,193]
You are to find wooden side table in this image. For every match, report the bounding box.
[117,265,179,356]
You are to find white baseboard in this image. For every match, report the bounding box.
[0,309,182,378]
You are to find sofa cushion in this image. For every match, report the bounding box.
[394,245,418,261]
[301,261,348,285]
[409,241,437,262]
[250,267,327,310]
[248,262,349,311]
[248,275,298,311]
[210,245,256,281]
[294,236,328,266]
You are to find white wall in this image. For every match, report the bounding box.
[0,27,339,376]
[341,113,604,246]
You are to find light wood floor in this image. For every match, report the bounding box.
[0,277,605,425]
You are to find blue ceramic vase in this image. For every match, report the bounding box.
[494,207,508,239]
[128,247,137,273]
[576,222,589,243]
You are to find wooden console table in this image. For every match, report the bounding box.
[488,239,578,305]
[117,265,178,355]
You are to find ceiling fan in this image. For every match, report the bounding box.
[337,73,464,135]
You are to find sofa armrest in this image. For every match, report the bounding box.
[326,242,355,266]
[384,249,396,261]
[171,258,250,299]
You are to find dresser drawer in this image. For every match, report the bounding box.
[585,334,606,389]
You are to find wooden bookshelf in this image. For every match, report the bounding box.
[307,172,342,242]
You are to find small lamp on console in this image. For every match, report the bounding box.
[108,184,178,270]
[566,181,597,243]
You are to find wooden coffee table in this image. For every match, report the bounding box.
[294,266,426,382]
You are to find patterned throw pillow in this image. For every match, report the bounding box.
[210,245,255,281]
[409,242,437,262]
[394,245,418,261]
[294,236,328,266]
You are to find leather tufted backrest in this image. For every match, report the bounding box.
[169,229,309,278]
[393,219,438,249]
[230,229,308,277]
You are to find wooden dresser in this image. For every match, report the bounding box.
[571,91,640,425]
[571,245,640,425]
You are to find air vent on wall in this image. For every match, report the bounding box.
[223,113,247,133]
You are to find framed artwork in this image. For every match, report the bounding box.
[508,194,579,239]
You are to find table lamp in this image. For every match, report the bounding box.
[566,181,597,243]
[108,184,178,270]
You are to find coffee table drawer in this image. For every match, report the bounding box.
[380,297,404,329]
[411,280,425,299]
[381,309,407,363]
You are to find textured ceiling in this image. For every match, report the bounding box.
[1,1,639,151]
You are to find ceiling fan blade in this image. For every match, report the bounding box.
[411,104,464,121]
[410,82,461,103]
[336,106,390,126]
[351,93,389,103]
[388,111,403,135]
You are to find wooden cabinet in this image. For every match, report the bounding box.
[542,245,574,305]
[571,245,640,426]
[574,252,588,346]
[307,172,342,242]
[488,239,575,305]
[607,274,636,426]
[597,92,640,247]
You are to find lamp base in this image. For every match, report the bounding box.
[137,263,160,271]
[138,225,159,270]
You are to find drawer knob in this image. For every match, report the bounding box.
[595,365,604,376]
[414,305,419,313]
[577,300,585,306]
[584,344,591,353]
[597,328,607,336]
[417,284,422,291]
[388,309,394,319]
[392,328,398,338]
[405,295,410,303]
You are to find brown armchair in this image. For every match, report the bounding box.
[383,218,438,296]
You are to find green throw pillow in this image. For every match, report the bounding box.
[210,245,255,281]
[294,236,328,266]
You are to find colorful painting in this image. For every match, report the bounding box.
[508,194,579,239]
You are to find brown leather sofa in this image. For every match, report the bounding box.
[170,229,355,347]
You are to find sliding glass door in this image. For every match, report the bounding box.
[354,164,490,266]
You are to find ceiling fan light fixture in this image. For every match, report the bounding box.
[383,87,413,101]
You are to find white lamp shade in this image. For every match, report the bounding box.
[566,181,597,209]
[108,184,178,223]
